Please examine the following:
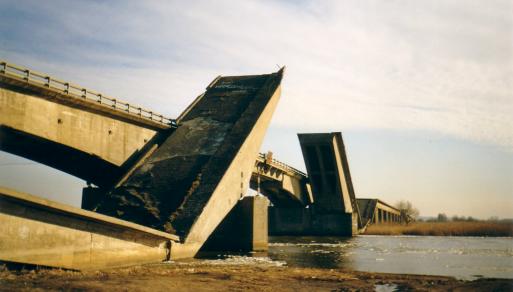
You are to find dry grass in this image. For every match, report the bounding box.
[364,221,513,237]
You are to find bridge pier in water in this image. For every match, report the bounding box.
[202,195,269,252]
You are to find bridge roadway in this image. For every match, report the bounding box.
[0,61,309,207]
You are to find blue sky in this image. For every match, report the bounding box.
[0,0,512,218]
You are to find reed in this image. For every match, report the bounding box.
[364,221,513,237]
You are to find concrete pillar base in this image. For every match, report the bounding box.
[201,195,269,252]
[269,207,358,236]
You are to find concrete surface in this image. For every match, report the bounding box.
[0,187,178,270]
[95,70,283,258]
[0,83,158,167]
[269,207,357,236]
[296,132,360,235]
[357,198,403,226]
[0,79,164,187]
[201,195,269,252]
[252,153,312,207]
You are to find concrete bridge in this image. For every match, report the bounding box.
[268,132,362,236]
[0,61,405,270]
[357,198,403,226]
[252,152,312,207]
[0,61,285,262]
[0,61,306,207]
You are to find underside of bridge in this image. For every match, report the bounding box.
[0,72,170,188]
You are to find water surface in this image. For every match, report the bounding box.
[267,235,513,280]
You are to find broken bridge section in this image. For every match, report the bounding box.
[298,132,360,235]
[96,69,283,258]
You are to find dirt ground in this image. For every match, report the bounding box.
[0,261,511,292]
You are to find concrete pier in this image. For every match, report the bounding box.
[202,196,269,252]
[269,207,357,236]
[0,61,411,271]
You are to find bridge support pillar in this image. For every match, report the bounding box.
[201,195,269,252]
[269,207,357,236]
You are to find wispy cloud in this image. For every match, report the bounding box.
[1,0,512,149]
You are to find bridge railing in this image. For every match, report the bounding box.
[0,61,175,127]
[257,153,307,178]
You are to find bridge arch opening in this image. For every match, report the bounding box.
[0,151,86,207]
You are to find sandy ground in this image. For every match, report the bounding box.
[0,261,511,292]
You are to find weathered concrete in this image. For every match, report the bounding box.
[268,207,311,235]
[1,62,409,263]
[95,70,283,258]
[357,198,402,226]
[0,78,163,166]
[1,62,308,211]
[0,187,178,270]
[269,207,357,236]
[296,132,360,235]
[202,195,269,252]
[0,72,168,187]
[251,153,312,207]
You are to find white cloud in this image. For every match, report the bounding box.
[1,0,512,150]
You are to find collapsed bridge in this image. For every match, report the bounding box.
[0,61,404,270]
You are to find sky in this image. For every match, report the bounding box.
[0,0,512,219]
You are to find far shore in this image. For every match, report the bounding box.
[363,221,513,237]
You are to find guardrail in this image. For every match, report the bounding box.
[257,153,307,178]
[0,61,175,127]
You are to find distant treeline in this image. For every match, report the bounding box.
[364,221,513,237]
[418,213,513,223]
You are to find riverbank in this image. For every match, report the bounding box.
[364,221,513,236]
[1,261,511,291]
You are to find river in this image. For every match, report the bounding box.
[197,235,513,280]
